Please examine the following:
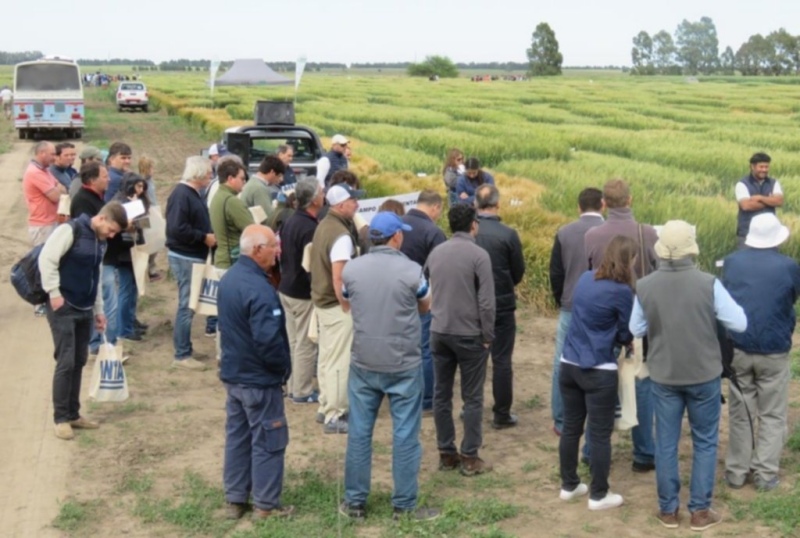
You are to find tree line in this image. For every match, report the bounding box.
[631,17,800,76]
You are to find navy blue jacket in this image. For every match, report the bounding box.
[104,167,126,202]
[278,209,318,299]
[722,248,800,354]
[165,183,212,260]
[218,256,291,388]
[736,174,777,237]
[50,165,77,190]
[400,209,446,268]
[455,171,495,206]
[563,271,633,368]
[59,215,106,310]
[323,150,348,187]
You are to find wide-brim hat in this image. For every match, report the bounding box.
[745,213,790,249]
[654,220,699,260]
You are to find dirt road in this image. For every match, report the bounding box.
[0,142,69,537]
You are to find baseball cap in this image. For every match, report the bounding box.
[326,184,365,206]
[331,134,349,146]
[79,146,103,161]
[209,143,229,156]
[369,212,412,240]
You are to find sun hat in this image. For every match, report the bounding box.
[654,220,699,260]
[745,213,789,249]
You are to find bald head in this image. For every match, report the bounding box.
[240,225,279,271]
[33,141,56,167]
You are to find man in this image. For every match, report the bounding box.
[39,202,128,440]
[210,159,252,270]
[0,85,12,119]
[70,147,105,197]
[549,188,604,435]
[722,213,800,492]
[735,152,783,248]
[278,179,325,404]
[474,184,526,429]
[218,225,294,520]
[399,189,446,413]
[70,162,109,219]
[276,145,297,186]
[166,156,216,370]
[427,204,495,476]
[104,142,133,201]
[316,134,349,189]
[630,220,746,531]
[338,212,439,521]
[23,141,64,316]
[50,143,78,191]
[584,178,658,473]
[241,155,285,223]
[208,143,227,175]
[310,183,364,433]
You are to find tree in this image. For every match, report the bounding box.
[735,34,773,76]
[720,46,736,75]
[406,55,459,78]
[652,31,680,75]
[675,16,720,75]
[527,23,563,76]
[766,29,799,75]
[631,31,655,75]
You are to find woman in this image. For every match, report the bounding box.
[558,235,636,511]
[114,173,151,341]
[442,148,464,206]
[456,157,494,206]
[138,155,162,281]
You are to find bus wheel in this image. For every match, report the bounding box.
[74,130,83,139]
[18,129,27,140]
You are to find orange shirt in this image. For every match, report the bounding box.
[22,161,59,226]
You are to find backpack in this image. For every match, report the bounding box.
[11,220,79,305]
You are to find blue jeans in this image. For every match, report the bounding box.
[168,254,200,360]
[117,265,137,338]
[206,316,218,333]
[420,311,434,411]
[89,265,118,353]
[652,378,721,514]
[345,364,423,510]
[551,311,571,431]
[632,377,655,465]
[223,384,289,510]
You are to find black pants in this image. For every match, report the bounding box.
[431,332,489,457]
[490,310,516,421]
[46,304,93,424]
[559,363,617,500]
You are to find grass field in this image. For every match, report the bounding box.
[134,71,800,309]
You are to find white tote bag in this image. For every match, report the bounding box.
[89,336,129,402]
[131,245,149,297]
[141,206,167,255]
[615,339,642,431]
[189,256,220,316]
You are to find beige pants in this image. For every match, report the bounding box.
[316,304,352,422]
[213,267,228,361]
[279,293,318,399]
[28,224,56,247]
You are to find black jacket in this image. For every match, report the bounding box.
[166,183,212,260]
[475,214,525,312]
[278,209,319,299]
[400,209,447,268]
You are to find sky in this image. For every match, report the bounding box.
[3,0,799,66]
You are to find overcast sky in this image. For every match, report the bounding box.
[3,0,798,66]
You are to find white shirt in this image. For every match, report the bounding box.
[315,157,330,189]
[735,179,782,202]
[0,89,12,102]
[330,234,353,263]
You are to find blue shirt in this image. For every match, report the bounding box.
[455,171,495,205]
[629,279,747,337]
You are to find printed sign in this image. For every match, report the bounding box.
[357,192,421,224]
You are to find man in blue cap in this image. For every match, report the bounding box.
[338,212,438,521]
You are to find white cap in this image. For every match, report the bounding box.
[208,143,219,156]
[331,134,349,146]
[745,213,790,249]
[325,184,364,206]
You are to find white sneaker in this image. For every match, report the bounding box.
[560,483,589,501]
[172,358,207,371]
[588,493,624,511]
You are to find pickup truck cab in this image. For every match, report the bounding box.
[116,82,149,112]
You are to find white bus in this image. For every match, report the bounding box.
[13,58,85,139]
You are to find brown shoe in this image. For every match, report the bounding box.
[54,422,75,440]
[225,502,250,520]
[656,509,680,529]
[253,505,295,520]
[460,455,493,477]
[70,417,100,429]
[439,452,460,471]
[690,508,722,531]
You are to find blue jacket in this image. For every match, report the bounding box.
[399,208,446,267]
[218,256,291,387]
[722,248,800,354]
[104,167,126,202]
[736,174,777,238]
[563,271,633,368]
[323,150,348,187]
[455,171,495,205]
[49,165,77,190]
[165,183,212,260]
[59,215,106,310]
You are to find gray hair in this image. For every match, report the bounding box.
[33,141,54,155]
[217,153,243,166]
[239,232,260,255]
[295,178,321,210]
[276,144,292,155]
[181,155,211,183]
[475,184,500,210]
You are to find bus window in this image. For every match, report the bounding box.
[15,64,80,92]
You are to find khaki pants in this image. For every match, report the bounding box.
[726,350,791,485]
[279,293,317,399]
[316,304,352,422]
[29,224,56,247]
[213,267,228,361]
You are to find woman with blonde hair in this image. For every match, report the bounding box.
[137,155,162,281]
[558,235,636,511]
[442,148,464,206]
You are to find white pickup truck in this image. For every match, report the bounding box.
[116,82,149,112]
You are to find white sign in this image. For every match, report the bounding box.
[295,56,307,97]
[357,192,420,224]
[209,60,221,95]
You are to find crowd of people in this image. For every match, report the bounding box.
[20,133,798,530]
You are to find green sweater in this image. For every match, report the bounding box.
[241,175,279,224]
[209,184,253,269]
